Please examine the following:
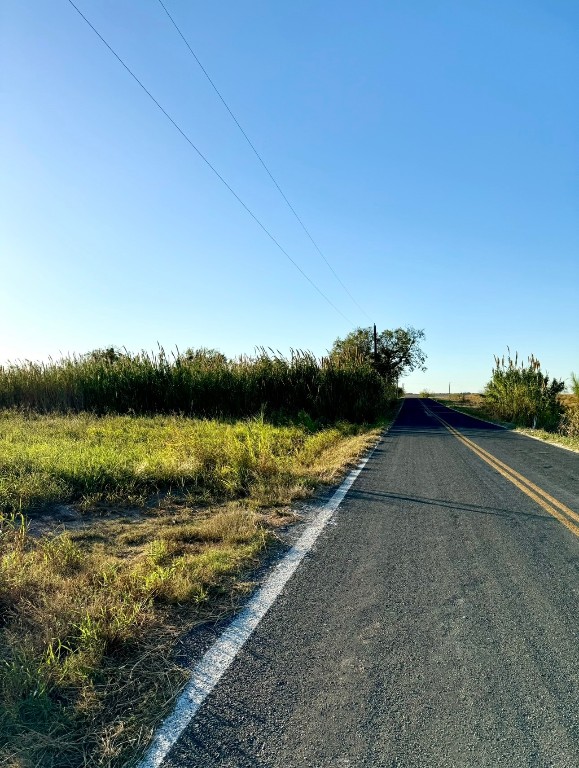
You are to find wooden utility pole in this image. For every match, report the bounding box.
[373,324,378,360]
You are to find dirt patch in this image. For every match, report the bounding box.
[25,503,146,538]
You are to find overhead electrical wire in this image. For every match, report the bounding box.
[66,0,353,325]
[156,0,372,323]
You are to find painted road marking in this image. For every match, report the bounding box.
[441,400,579,455]
[423,403,579,537]
[138,438,382,768]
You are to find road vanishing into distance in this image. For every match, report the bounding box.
[154,397,579,768]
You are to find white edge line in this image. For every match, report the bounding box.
[429,398,507,429]
[513,429,579,454]
[432,399,579,455]
[138,431,387,768]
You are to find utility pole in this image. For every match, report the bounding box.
[449,382,451,397]
[373,323,378,361]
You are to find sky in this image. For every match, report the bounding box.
[1,0,577,393]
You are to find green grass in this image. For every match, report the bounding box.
[515,427,579,452]
[0,410,369,511]
[0,411,384,767]
[0,506,265,768]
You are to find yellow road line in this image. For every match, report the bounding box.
[423,404,579,538]
[446,421,579,524]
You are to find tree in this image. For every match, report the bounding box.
[85,347,127,364]
[330,326,426,382]
[183,347,228,366]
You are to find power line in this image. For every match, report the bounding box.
[66,0,353,325]
[156,0,372,323]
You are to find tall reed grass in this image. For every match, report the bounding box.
[559,371,579,438]
[0,347,392,423]
[484,351,564,429]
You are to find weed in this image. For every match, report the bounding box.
[42,533,83,574]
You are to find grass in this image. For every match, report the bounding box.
[0,411,373,511]
[0,410,385,767]
[514,427,579,452]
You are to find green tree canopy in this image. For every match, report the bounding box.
[330,326,426,382]
[183,347,228,366]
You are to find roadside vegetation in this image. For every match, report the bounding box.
[0,411,382,767]
[563,372,579,436]
[438,356,579,452]
[0,336,422,768]
[484,352,564,430]
[0,347,391,422]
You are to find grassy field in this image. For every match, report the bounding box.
[0,411,384,767]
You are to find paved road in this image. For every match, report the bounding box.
[163,397,579,767]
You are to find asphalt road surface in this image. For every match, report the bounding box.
[162,397,579,768]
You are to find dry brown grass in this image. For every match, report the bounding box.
[0,510,267,768]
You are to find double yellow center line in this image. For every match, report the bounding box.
[422,403,579,537]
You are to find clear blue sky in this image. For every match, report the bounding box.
[1,1,577,392]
